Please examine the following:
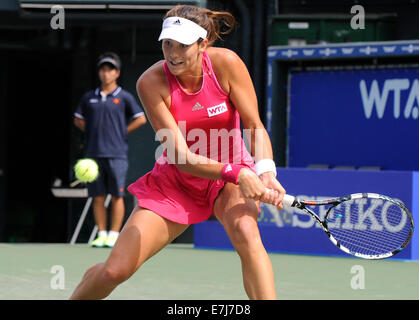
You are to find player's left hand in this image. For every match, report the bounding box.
[259,171,286,210]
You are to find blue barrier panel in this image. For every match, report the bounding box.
[265,40,419,136]
[194,168,418,260]
[288,67,419,171]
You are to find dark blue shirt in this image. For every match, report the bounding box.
[75,86,144,159]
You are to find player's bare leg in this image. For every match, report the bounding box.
[214,183,276,300]
[70,206,188,300]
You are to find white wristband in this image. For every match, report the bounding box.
[255,159,277,176]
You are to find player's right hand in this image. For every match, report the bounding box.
[237,168,281,206]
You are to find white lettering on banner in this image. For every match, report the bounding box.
[290,195,315,228]
[354,199,384,231]
[381,201,407,232]
[207,102,228,117]
[359,78,419,119]
[262,204,285,227]
[292,209,316,228]
[326,203,357,230]
[404,79,419,119]
[261,196,407,233]
[314,197,330,229]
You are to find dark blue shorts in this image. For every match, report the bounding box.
[87,158,128,197]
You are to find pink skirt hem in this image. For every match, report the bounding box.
[127,157,255,225]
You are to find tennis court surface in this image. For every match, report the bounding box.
[0,243,418,300]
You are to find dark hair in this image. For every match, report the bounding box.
[164,5,235,46]
[97,51,121,70]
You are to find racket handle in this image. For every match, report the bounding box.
[264,189,296,207]
[282,194,296,207]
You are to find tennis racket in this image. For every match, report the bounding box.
[282,193,414,259]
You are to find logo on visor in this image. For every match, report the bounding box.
[173,19,181,25]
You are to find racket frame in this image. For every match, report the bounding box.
[284,193,414,260]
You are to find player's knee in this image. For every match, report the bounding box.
[230,215,262,253]
[101,264,131,285]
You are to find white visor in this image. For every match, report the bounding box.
[158,16,208,45]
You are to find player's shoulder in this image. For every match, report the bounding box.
[206,47,244,78]
[207,47,242,67]
[137,60,167,91]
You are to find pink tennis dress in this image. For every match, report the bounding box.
[127,51,255,224]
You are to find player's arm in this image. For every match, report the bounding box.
[211,48,285,202]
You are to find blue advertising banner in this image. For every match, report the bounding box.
[288,67,419,170]
[265,40,419,135]
[194,168,419,260]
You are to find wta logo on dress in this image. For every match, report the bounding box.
[207,102,228,117]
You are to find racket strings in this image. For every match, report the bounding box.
[326,198,412,256]
[332,232,403,254]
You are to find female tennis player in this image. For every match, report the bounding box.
[70,4,285,300]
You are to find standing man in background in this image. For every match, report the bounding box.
[74,52,147,248]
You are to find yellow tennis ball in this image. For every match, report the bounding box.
[74,158,99,183]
